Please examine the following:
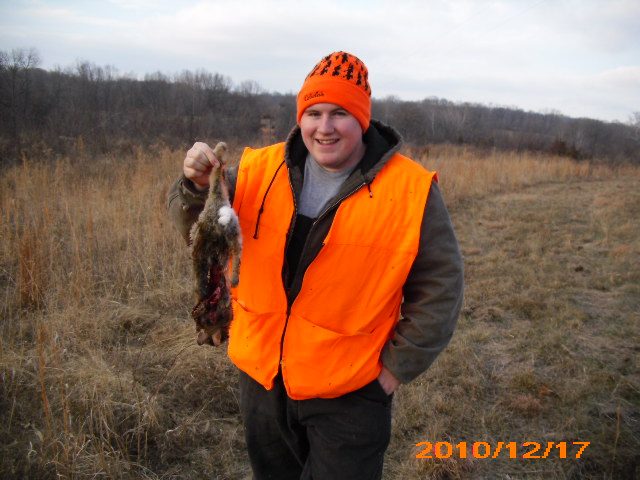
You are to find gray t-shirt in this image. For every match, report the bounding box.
[298,154,356,218]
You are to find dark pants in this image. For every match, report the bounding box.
[238,370,393,480]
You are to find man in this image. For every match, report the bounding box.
[168,51,463,480]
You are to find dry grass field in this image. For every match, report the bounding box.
[1,143,638,479]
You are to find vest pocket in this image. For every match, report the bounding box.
[282,313,387,399]
[228,299,286,388]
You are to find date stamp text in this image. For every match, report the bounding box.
[415,441,590,459]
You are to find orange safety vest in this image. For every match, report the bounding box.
[229,142,436,399]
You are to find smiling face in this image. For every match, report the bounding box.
[299,103,366,172]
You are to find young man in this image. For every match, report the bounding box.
[168,51,464,480]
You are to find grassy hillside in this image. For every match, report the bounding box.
[1,144,638,479]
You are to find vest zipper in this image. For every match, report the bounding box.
[279,171,299,374]
[283,169,299,311]
[279,181,367,376]
[288,180,366,307]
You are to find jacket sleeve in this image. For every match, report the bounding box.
[381,180,464,384]
[166,167,239,244]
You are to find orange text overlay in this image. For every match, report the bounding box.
[415,442,590,459]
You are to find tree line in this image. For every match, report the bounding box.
[1,48,638,165]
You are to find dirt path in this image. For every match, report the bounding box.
[386,178,639,479]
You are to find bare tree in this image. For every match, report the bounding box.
[0,48,41,152]
[1,48,638,164]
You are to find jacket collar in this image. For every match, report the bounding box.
[283,119,404,198]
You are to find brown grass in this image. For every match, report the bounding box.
[1,144,639,479]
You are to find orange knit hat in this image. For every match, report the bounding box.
[297,51,372,132]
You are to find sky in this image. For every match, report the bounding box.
[1,0,639,123]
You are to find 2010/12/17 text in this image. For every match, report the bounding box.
[415,442,590,459]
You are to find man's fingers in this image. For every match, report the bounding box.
[186,149,211,171]
[194,147,216,168]
[192,142,221,169]
[184,165,206,180]
[183,142,224,189]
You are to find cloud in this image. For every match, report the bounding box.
[567,0,640,53]
[588,65,640,89]
[21,6,133,28]
[1,0,637,121]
